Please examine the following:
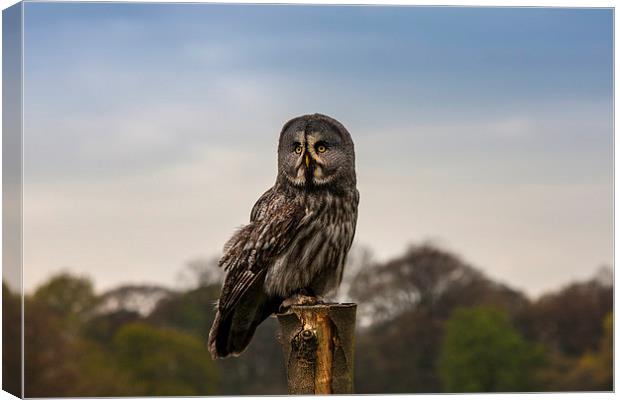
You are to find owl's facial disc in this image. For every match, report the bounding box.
[305,133,338,186]
[278,116,355,189]
[284,133,340,187]
[286,139,324,187]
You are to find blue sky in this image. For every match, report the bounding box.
[21,3,613,296]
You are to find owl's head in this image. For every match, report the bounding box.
[277,113,356,190]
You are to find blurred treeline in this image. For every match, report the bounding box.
[3,243,613,396]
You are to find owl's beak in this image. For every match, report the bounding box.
[305,154,310,168]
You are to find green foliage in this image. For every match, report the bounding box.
[537,312,613,391]
[24,294,95,397]
[569,311,613,390]
[83,309,142,347]
[438,306,544,392]
[355,309,443,393]
[215,317,287,395]
[19,244,613,396]
[33,272,98,326]
[23,275,220,397]
[147,284,220,336]
[113,322,218,395]
[65,339,139,396]
[351,244,531,394]
[525,280,612,356]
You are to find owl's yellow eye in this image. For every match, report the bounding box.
[317,144,327,153]
[294,145,303,154]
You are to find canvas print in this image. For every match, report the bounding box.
[2,2,613,397]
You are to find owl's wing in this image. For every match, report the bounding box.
[249,186,276,222]
[209,188,307,357]
[217,188,305,314]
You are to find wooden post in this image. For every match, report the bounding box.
[277,303,356,394]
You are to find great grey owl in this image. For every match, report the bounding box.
[208,113,359,359]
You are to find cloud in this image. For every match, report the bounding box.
[20,4,612,298]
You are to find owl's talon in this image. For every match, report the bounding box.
[279,293,323,312]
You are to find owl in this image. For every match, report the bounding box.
[208,113,359,359]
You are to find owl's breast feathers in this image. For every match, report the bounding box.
[263,187,359,297]
[209,185,358,358]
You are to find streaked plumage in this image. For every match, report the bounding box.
[208,113,359,359]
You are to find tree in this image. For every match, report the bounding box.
[113,322,219,395]
[24,293,81,397]
[438,306,543,392]
[215,316,287,395]
[537,312,613,391]
[25,274,101,397]
[24,273,137,397]
[147,284,220,337]
[97,284,173,316]
[32,272,99,328]
[568,311,613,390]
[349,243,528,325]
[83,309,142,348]
[19,244,612,395]
[3,282,21,397]
[525,278,612,357]
[350,243,531,393]
[354,308,444,393]
[146,282,288,395]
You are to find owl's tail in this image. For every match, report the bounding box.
[208,280,280,359]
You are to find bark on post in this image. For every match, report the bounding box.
[277,303,356,394]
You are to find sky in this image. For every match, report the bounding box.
[20,3,613,298]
